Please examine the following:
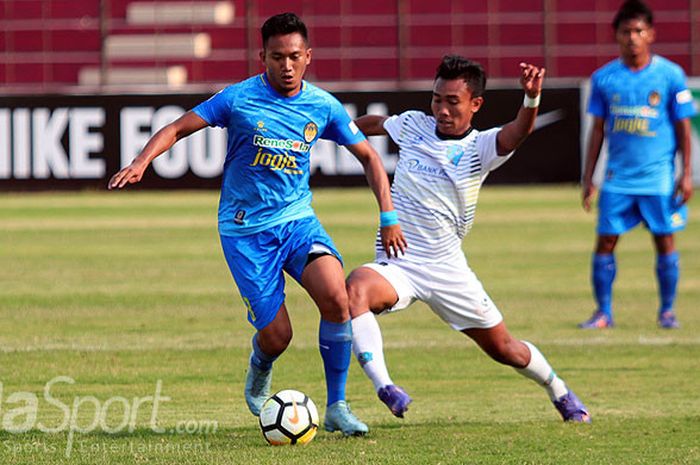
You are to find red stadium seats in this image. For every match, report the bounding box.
[0,0,697,87]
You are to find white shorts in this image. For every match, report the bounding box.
[363,254,503,331]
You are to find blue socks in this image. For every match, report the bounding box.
[592,253,616,317]
[656,251,679,313]
[593,251,680,317]
[251,320,353,406]
[319,319,352,406]
[250,334,277,371]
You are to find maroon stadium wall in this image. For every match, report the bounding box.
[0,88,581,191]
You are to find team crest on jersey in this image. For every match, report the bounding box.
[303,122,318,143]
[446,145,465,166]
[648,91,661,106]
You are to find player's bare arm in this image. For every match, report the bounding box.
[345,140,407,258]
[582,117,606,211]
[355,115,389,137]
[675,118,693,204]
[108,111,208,190]
[496,63,545,155]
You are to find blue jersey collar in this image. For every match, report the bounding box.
[619,55,656,74]
[260,73,306,101]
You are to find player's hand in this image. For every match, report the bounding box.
[676,174,693,204]
[108,160,148,190]
[582,182,596,212]
[519,62,545,98]
[380,224,407,258]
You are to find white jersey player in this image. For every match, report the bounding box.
[348,55,591,423]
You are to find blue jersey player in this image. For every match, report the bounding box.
[109,13,406,436]
[580,0,697,329]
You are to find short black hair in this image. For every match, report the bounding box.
[434,55,487,97]
[612,0,653,30]
[261,13,308,47]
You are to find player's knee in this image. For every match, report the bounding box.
[346,277,369,315]
[653,234,675,254]
[596,235,618,254]
[318,289,349,320]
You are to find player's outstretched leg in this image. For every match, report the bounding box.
[320,319,369,435]
[515,341,591,423]
[352,312,412,418]
[465,324,591,423]
[580,253,616,329]
[245,334,276,416]
[656,251,680,329]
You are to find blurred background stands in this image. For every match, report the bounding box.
[0,0,699,91]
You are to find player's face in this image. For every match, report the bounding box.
[431,78,483,136]
[615,18,655,61]
[260,32,311,97]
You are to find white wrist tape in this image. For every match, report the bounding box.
[523,93,541,108]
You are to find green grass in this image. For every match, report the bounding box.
[1,186,699,464]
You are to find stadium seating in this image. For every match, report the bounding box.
[0,0,697,88]
[126,1,234,25]
[105,33,212,59]
[78,65,187,86]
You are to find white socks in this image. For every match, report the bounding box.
[351,312,393,391]
[352,313,568,402]
[515,341,568,401]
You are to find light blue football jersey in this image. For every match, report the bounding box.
[588,55,697,195]
[193,74,365,236]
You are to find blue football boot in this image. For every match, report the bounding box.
[324,400,369,436]
[244,360,271,416]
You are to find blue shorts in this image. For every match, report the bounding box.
[597,191,688,235]
[220,216,342,330]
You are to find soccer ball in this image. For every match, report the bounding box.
[259,389,319,445]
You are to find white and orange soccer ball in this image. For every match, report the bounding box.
[259,389,319,445]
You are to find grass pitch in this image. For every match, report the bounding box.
[1,186,699,464]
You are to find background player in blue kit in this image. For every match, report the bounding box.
[109,13,406,436]
[580,0,697,330]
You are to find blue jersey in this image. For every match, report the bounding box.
[193,74,365,236]
[588,56,697,195]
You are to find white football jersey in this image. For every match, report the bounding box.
[376,110,512,263]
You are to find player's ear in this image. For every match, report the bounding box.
[646,27,656,44]
[305,47,312,65]
[471,96,484,113]
[259,49,266,64]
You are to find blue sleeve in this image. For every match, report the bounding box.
[320,96,366,146]
[587,74,607,119]
[668,68,697,122]
[192,86,235,128]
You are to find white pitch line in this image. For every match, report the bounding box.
[1,335,700,353]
